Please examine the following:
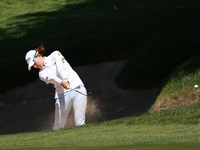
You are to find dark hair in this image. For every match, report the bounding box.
[37,44,45,54]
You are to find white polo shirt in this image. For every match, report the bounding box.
[39,51,83,98]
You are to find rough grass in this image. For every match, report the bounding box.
[150,54,200,113]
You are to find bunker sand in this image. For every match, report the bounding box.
[0,61,159,134]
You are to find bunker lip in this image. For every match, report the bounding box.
[0,61,159,135]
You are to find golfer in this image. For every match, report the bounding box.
[25,45,87,130]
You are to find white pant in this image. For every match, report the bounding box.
[53,85,87,130]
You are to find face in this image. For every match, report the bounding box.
[32,55,44,69]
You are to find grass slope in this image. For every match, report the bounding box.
[151,54,200,113]
[0,103,199,149]
[0,0,200,93]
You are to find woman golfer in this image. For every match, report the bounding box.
[25,45,87,130]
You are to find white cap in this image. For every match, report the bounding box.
[25,50,38,71]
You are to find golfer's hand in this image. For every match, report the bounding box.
[61,80,70,89]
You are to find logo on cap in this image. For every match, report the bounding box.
[26,57,31,63]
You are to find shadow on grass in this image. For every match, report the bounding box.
[1,0,200,97]
[0,0,139,93]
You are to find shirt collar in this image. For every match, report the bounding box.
[43,57,49,69]
[44,57,48,64]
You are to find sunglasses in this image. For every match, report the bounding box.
[33,49,38,62]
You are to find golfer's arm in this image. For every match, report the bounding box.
[39,72,62,85]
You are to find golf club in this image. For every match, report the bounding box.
[69,87,92,96]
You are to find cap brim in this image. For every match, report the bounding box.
[28,61,34,71]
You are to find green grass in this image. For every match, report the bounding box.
[150,54,200,113]
[0,125,199,150]
[0,104,200,150]
[0,0,200,93]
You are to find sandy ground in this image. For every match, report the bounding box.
[0,61,160,135]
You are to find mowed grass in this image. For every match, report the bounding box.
[0,104,200,150]
[0,125,199,150]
